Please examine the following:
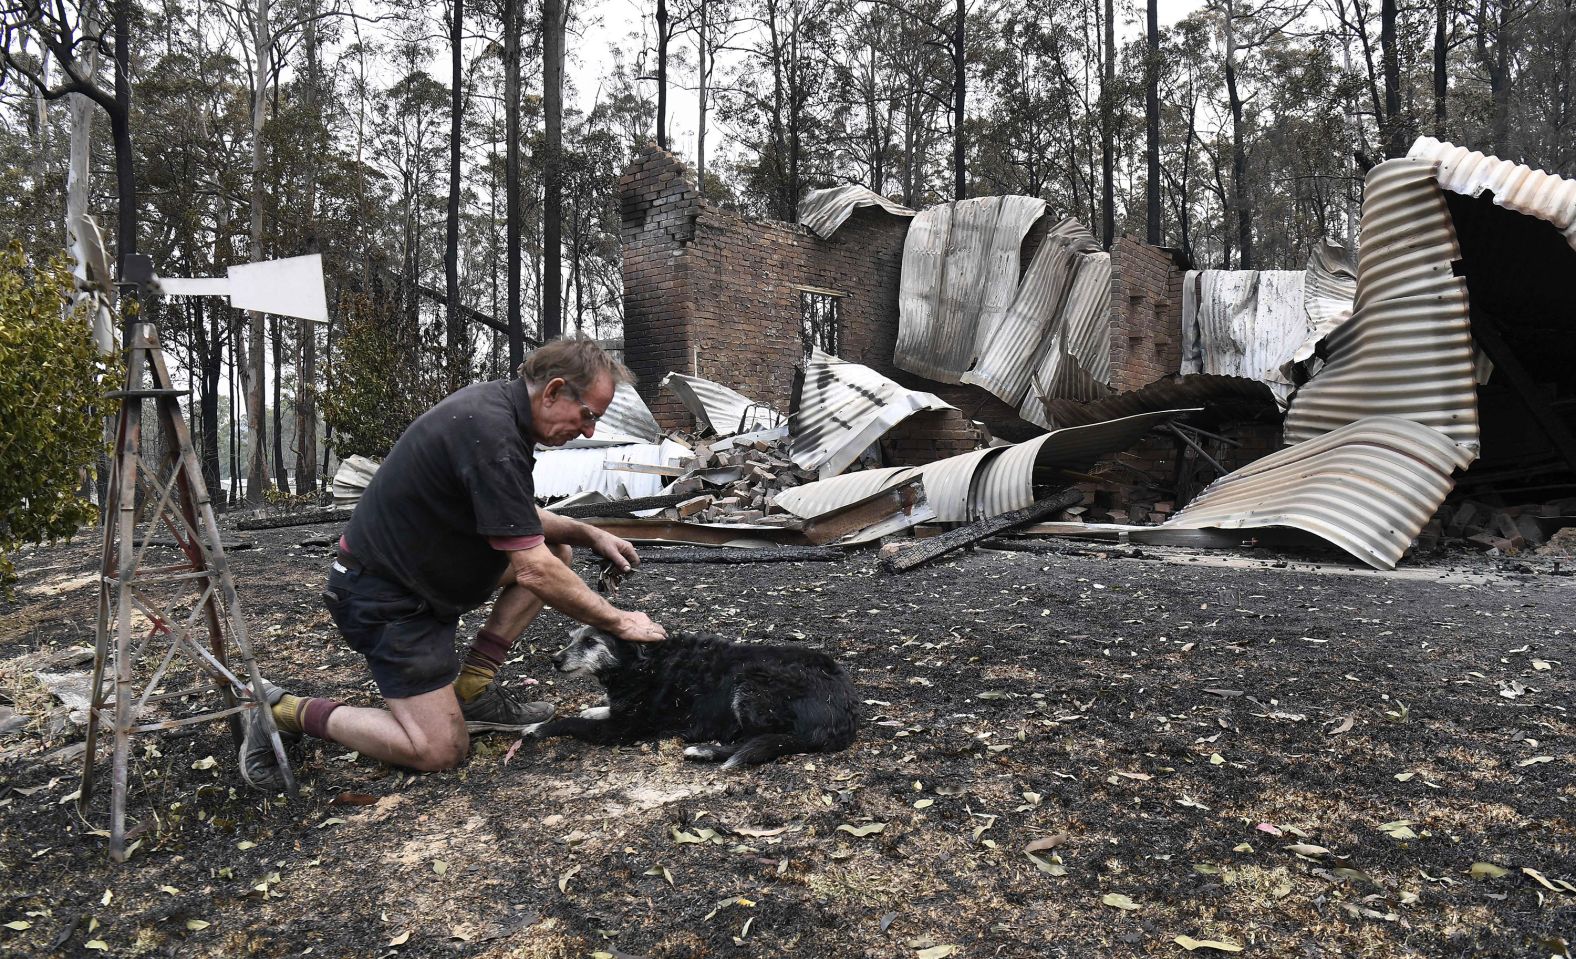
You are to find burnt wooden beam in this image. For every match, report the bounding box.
[880,487,1084,573]
[236,508,355,530]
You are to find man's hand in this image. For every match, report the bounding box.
[609,610,667,643]
[591,531,641,573]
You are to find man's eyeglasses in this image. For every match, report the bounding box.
[565,385,604,425]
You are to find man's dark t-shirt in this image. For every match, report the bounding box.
[343,378,543,616]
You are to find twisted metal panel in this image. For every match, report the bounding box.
[1166,416,1474,570]
[1283,159,1478,449]
[660,372,784,436]
[1409,136,1576,251]
[895,196,1046,383]
[788,349,955,477]
[798,185,915,239]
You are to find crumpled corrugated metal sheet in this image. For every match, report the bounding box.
[774,409,1195,523]
[1409,136,1576,251]
[895,195,1047,382]
[331,454,381,507]
[1037,374,1279,430]
[1283,158,1479,450]
[1164,415,1475,570]
[660,372,785,435]
[789,348,956,478]
[956,217,1113,423]
[1283,238,1360,380]
[1180,269,1310,401]
[533,438,693,500]
[595,381,664,443]
[1303,238,1358,337]
[798,185,916,239]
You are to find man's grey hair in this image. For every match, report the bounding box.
[519,336,636,394]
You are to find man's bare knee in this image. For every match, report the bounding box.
[550,542,573,565]
[411,737,469,772]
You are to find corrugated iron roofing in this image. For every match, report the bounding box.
[532,438,692,500]
[962,218,1108,409]
[788,348,955,477]
[1018,251,1114,427]
[660,372,785,436]
[595,382,664,443]
[895,195,1046,382]
[1038,374,1279,429]
[1303,238,1358,337]
[1409,136,1576,251]
[797,185,916,239]
[1180,269,1309,400]
[1282,158,1479,450]
[1165,415,1473,570]
[774,408,1194,523]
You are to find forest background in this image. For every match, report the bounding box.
[1,0,1571,508]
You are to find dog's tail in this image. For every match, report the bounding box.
[719,734,818,769]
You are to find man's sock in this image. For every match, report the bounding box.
[273,694,343,740]
[454,628,513,703]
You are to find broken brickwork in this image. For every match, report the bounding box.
[1108,236,1187,393]
[619,146,1190,458]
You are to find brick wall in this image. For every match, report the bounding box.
[1108,235,1185,393]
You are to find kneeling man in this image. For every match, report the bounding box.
[243,337,666,787]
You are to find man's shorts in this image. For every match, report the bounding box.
[323,561,460,699]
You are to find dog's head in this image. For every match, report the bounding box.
[552,625,637,678]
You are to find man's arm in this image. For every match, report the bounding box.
[537,508,640,572]
[507,543,665,641]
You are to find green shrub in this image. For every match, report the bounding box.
[0,245,111,591]
[323,293,449,459]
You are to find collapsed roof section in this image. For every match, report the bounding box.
[789,348,955,478]
[798,185,917,240]
[660,372,785,436]
[894,195,1048,382]
[775,409,1196,524]
[962,218,1113,426]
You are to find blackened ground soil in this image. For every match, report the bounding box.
[0,522,1571,959]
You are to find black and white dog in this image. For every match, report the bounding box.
[523,626,859,768]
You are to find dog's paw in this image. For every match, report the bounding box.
[682,744,721,762]
[522,722,547,739]
[578,705,611,721]
[719,753,749,771]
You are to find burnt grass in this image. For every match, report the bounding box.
[0,521,1573,959]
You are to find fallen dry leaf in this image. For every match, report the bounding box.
[1102,893,1140,911]
[1174,934,1243,952]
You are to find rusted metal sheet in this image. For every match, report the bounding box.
[660,372,784,436]
[1164,415,1475,570]
[1409,136,1576,251]
[789,348,955,477]
[962,218,1110,415]
[775,408,1194,523]
[1283,158,1479,450]
[1181,269,1309,400]
[1036,374,1278,430]
[895,195,1047,382]
[798,185,916,239]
